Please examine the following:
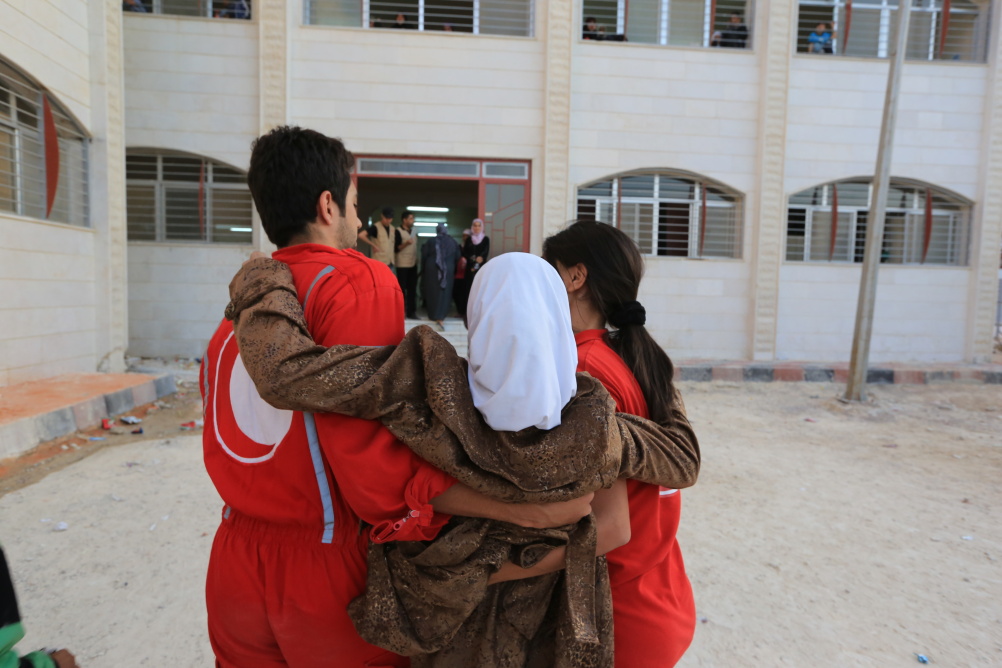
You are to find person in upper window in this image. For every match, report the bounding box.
[216,0,251,19]
[456,217,490,318]
[808,22,835,53]
[122,0,147,12]
[583,16,606,40]
[711,13,749,48]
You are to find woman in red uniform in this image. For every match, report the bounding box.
[543,221,696,667]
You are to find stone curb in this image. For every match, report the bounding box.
[673,362,1002,385]
[0,374,177,461]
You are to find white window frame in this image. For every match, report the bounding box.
[126,153,252,244]
[785,181,970,265]
[0,61,89,227]
[577,172,743,260]
[797,0,986,60]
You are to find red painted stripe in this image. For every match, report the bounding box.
[710,0,717,46]
[922,188,933,263]
[939,0,951,59]
[199,160,206,239]
[699,182,707,257]
[829,183,839,261]
[42,96,60,219]
[843,0,853,52]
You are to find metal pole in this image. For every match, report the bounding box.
[844,0,911,401]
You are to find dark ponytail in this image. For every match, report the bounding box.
[543,221,678,427]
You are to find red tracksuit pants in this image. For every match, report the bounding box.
[206,511,408,668]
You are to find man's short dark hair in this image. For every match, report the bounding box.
[247,126,355,248]
[381,206,394,219]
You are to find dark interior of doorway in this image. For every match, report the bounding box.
[357,176,479,250]
[356,176,479,320]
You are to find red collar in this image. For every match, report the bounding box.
[272,244,365,263]
[574,329,608,346]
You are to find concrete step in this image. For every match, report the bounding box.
[405,318,468,359]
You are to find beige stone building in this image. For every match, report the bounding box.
[1,0,1000,388]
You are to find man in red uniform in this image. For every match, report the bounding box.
[201,127,590,668]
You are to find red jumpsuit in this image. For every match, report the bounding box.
[201,244,456,668]
[575,329,696,667]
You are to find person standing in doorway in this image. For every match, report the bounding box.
[456,217,490,318]
[394,211,419,319]
[420,223,460,329]
[358,206,397,271]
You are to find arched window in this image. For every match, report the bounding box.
[126,151,253,244]
[785,178,971,265]
[576,171,743,259]
[0,57,89,227]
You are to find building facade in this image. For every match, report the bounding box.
[1,0,1000,387]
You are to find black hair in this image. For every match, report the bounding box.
[400,210,414,220]
[381,206,395,219]
[246,126,355,248]
[543,220,678,427]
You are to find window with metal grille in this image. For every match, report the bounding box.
[122,0,252,19]
[581,0,752,48]
[304,0,533,35]
[0,59,89,227]
[796,0,989,61]
[576,172,743,259]
[785,179,970,265]
[126,153,253,244]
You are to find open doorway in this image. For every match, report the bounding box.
[357,176,479,254]
[354,156,531,258]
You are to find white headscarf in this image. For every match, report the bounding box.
[466,252,578,431]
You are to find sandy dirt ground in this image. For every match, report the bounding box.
[0,380,999,667]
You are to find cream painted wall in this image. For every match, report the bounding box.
[122,14,259,360]
[289,27,547,249]
[122,13,259,168]
[569,45,761,197]
[0,1,109,387]
[127,244,249,359]
[786,58,987,197]
[0,217,98,386]
[642,258,752,359]
[568,45,759,359]
[776,264,970,362]
[0,0,92,127]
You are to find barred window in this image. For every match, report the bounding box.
[581,0,752,48]
[785,179,970,265]
[126,152,253,244]
[123,0,252,19]
[576,172,743,259]
[305,0,533,36]
[0,59,89,227]
[796,0,989,62]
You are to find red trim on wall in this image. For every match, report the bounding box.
[922,188,933,263]
[699,182,707,256]
[198,160,206,239]
[939,0,952,59]
[829,183,839,261]
[42,96,60,219]
[843,0,853,52]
